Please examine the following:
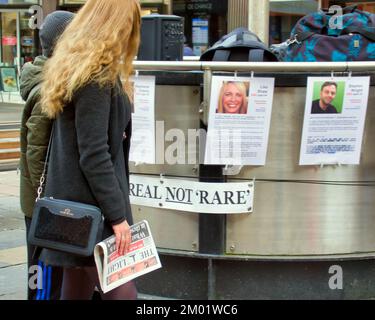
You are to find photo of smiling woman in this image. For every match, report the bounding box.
[216,81,249,114]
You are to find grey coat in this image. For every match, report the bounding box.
[40,80,133,267]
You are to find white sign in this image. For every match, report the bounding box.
[129,175,254,214]
[129,76,156,164]
[204,76,275,166]
[299,76,370,165]
[192,18,209,45]
[192,18,209,56]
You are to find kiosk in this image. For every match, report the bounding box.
[130,61,375,299]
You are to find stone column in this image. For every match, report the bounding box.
[248,0,269,45]
[164,0,172,15]
[227,0,248,32]
[42,0,58,18]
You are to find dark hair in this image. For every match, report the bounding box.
[321,81,337,91]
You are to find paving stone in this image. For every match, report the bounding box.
[0,264,27,300]
[0,171,27,300]
[0,195,24,231]
[0,229,26,250]
[0,195,21,213]
[0,171,19,187]
[0,217,25,232]
[0,246,27,265]
[0,187,19,197]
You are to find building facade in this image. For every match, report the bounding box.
[0,0,171,73]
[0,0,40,72]
[0,0,374,73]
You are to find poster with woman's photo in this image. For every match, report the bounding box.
[129,75,156,164]
[299,76,370,165]
[204,76,275,165]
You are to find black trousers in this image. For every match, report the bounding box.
[25,217,63,300]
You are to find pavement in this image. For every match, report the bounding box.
[0,103,38,300]
[0,170,27,300]
[0,101,40,299]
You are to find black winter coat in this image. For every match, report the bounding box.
[39,80,133,267]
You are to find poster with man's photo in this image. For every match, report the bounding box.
[299,76,370,165]
[204,76,275,166]
[129,75,156,164]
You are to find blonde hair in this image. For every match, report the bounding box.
[41,0,141,118]
[217,81,248,114]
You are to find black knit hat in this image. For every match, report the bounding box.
[39,11,75,57]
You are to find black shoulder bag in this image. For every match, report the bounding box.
[28,124,104,257]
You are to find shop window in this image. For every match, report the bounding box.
[1,12,17,66]
[0,1,39,4]
[173,0,228,56]
[269,0,319,44]
[20,11,35,65]
[0,10,37,69]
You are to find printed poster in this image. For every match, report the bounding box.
[299,76,370,165]
[129,75,156,164]
[1,67,18,92]
[204,76,275,166]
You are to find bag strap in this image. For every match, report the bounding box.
[212,48,266,62]
[249,49,264,62]
[213,49,231,61]
[36,122,55,201]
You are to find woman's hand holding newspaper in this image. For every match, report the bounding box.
[95,220,162,293]
[112,220,131,255]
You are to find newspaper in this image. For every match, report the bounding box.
[94,220,161,293]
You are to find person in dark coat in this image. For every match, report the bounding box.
[39,0,141,300]
[19,10,75,300]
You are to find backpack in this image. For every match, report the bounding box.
[200,27,278,62]
[282,5,375,62]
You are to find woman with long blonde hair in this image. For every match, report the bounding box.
[39,0,141,300]
[217,81,248,114]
